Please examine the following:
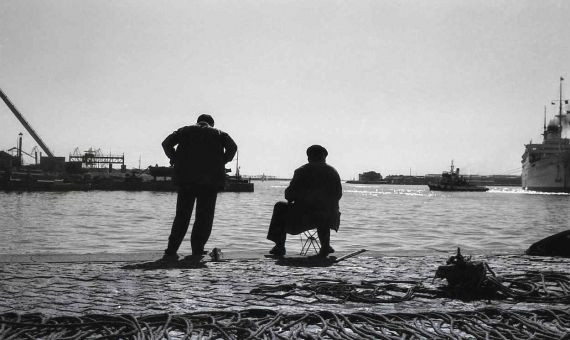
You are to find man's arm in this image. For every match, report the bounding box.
[335,171,343,200]
[284,169,300,202]
[162,131,179,164]
[222,133,238,163]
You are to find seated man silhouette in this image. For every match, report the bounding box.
[267,145,342,256]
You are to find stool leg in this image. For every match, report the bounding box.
[300,231,320,255]
[311,235,321,253]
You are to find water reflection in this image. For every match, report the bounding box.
[0,183,569,255]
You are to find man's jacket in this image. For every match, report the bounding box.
[162,122,237,190]
[285,161,342,231]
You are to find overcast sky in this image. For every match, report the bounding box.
[1,0,570,179]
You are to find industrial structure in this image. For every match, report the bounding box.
[0,87,66,172]
[346,171,387,184]
[69,147,125,170]
[1,87,253,192]
[0,88,54,158]
[1,88,125,172]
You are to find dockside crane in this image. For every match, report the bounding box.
[0,87,55,158]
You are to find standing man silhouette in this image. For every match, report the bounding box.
[162,114,237,260]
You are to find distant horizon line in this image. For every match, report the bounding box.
[241,173,522,181]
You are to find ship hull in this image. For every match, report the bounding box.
[427,183,488,192]
[345,180,387,184]
[522,153,570,193]
[520,79,570,193]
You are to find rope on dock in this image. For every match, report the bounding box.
[485,271,570,303]
[1,308,569,339]
[250,278,421,303]
[249,270,570,304]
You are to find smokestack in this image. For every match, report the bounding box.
[17,132,23,166]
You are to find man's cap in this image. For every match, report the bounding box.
[197,114,215,127]
[306,145,328,159]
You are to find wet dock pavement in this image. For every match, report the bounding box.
[1,251,569,317]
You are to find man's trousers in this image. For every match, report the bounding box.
[165,185,218,256]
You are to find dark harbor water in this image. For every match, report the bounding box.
[1,182,569,255]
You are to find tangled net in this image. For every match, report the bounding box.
[1,308,569,339]
[485,271,570,303]
[250,279,420,304]
[249,269,570,304]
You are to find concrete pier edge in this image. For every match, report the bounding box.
[0,248,529,263]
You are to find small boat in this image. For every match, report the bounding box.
[428,161,488,192]
[147,165,254,193]
[223,174,254,192]
[223,151,254,192]
[147,151,253,192]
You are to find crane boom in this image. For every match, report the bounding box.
[0,87,55,157]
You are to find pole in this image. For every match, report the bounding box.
[543,106,547,136]
[236,151,240,178]
[555,77,566,186]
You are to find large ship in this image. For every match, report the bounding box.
[521,77,570,192]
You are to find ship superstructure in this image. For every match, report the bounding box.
[522,77,570,192]
[427,160,488,192]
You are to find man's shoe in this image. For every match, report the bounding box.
[192,250,208,256]
[318,245,335,257]
[182,254,204,263]
[269,245,286,256]
[160,253,179,263]
[318,244,334,257]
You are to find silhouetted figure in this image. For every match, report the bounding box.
[526,230,570,257]
[267,145,342,256]
[162,114,237,260]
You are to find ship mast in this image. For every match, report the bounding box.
[555,77,565,183]
[542,106,547,138]
[548,77,567,140]
[556,77,564,135]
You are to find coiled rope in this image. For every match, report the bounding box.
[1,308,569,339]
[249,269,570,304]
[250,279,421,304]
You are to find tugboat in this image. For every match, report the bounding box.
[428,161,488,192]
